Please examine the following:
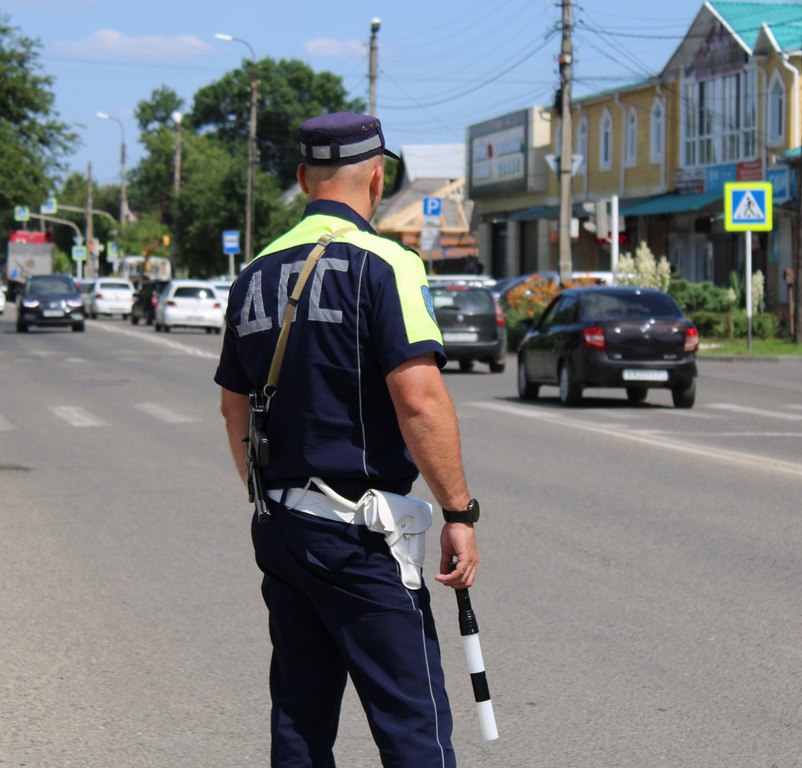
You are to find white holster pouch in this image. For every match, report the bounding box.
[311,478,432,590]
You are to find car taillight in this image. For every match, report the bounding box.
[213,302,222,309]
[684,326,699,352]
[493,298,505,327]
[582,326,606,350]
[94,292,103,299]
[167,300,176,307]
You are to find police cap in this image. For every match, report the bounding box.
[299,112,400,166]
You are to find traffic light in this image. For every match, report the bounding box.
[582,199,609,240]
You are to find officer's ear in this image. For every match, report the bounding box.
[369,158,384,203]
[297,163,310,194]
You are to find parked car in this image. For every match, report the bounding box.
[430,284,506,373]
[427,274,497,290]
[131,279,169,325]
[517,286,698,408]
[16,274,85,332]
[0,284,6,315]
[85,278,135,319]
[78,278,95,314]
[211,279,234,317]
[154,279,223,334]
[492,271,560,303]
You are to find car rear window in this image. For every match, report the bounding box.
[98,281,132,290]
[173,286,216,299]
[431,288,495,313]
[579,291,683,320]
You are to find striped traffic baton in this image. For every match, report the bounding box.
[454,578,499,741]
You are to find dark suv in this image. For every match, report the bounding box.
[430,285,507,373]
[130,280,168,325]
[16,274,85,332]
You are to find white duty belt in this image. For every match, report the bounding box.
[268,478,432,590]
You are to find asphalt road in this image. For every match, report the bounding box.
[1,308,801,767]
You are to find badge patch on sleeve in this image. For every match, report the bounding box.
[421,285,436,323]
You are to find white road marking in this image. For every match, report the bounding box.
[469,401,802,480]
[48,406,107,428]
[0,414,17,431]
[708,403,802,421]
[134,402,197,424]
[93,323,219,360]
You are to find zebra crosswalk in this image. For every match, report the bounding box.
[0,402,199,432]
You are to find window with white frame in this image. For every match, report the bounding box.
[650,99,664,163]
[624,107,637,167]
[681,68,758,167]
[577,117,588,174]
[768,70,785,145]
[600,109,612,170]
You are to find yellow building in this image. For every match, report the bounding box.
[469,2,802,307]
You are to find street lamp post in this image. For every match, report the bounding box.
[96,112,128,227]
[216,33,258,266]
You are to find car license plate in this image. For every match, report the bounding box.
[43,310,64,318]
[623,369,669,382]
[443,332,478,342]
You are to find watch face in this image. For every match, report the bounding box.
[468,498,480,522]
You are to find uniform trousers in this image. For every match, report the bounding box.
[251,496,456,768]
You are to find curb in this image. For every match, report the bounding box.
[698,355,802,363]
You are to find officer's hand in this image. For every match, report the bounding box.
[436,523,478,589]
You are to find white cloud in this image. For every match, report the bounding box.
[52,29,215,59]
[303,38,366,60]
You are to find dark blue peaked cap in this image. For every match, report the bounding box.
[299,112,400,166]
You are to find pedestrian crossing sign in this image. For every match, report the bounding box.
[724,182,773,232]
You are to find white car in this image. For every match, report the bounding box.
[211,279,233,317]
[154,279,223,334]
[86,278,135,319]
[0,284,6,315]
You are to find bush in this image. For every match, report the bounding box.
[731,310,781,339]
[688,311,733,338]
[668,279,735,313]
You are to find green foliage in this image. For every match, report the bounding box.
[668,279,735,313]
[0,15,78,242]
[52,248,72,275]
[190,57,365,190]
[135,86,185,135]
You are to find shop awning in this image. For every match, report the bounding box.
[619,191,722,216]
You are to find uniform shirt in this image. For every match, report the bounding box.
[214,200,445,498]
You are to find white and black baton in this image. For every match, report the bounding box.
[453,571,499,741]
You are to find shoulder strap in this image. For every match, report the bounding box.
[264,226,355,396]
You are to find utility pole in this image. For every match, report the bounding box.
[172,111,183,277]
[245,61,258,264]
[86,162,95,278]
[558,0,574,283]
[369,18,381,116]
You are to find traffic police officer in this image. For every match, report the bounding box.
[215,111,479,768]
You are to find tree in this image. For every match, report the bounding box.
[135,86,185,136]
[191,57,364,190]
[0,16,78,241]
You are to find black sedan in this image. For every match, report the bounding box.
[16,274,85,332]
[517,286,698,407]
[431,285,507,373]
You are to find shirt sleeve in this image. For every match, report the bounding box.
[214,323,252,394]
[368,250,446,375]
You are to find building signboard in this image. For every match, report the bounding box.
[694,22,745,81]
[467,109,528,199]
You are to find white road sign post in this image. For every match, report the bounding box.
[724,182,773,351]
[422,197,442,274]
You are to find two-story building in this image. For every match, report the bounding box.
[469,1,802,307]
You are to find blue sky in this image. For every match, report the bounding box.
[6,0,708,187]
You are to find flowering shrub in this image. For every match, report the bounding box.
[503,275,596,349]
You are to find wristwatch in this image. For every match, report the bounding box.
[442,498,480,524]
